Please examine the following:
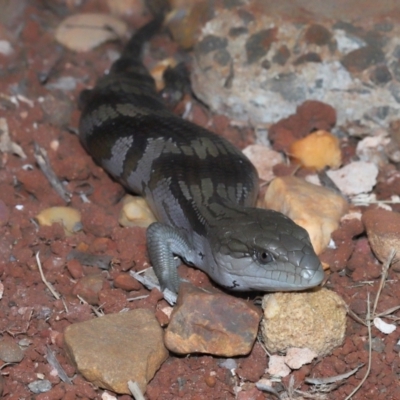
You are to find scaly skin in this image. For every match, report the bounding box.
[79,18,324,294]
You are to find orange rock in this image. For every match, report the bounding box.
[264,176,348,254]
[289,130,341,170]
[268,101,337,152]
[113,273,142,291]
[150,58,177,92]
[64,309,168,394]
[164,283,261,356]
[66,259,84,279]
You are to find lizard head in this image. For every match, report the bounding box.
[208,208,324,292]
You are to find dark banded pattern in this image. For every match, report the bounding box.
[79,18,324,293]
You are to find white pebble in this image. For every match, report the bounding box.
[327,161,378,196]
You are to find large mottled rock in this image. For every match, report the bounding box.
[64,309,168,394]
[192,8,400,132]
[362,208,400,267]
[261,288,346,357]
[264,176,349,254]
[164,283,261,356]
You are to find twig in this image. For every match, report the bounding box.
[306,364,364,385]
[127,295,149,302]
[256,380,282,399]
[372,249,396,317]
[33,142,71,202]
[375,304,400,318]
[0,362,16,370]
[128,380,145,400]
[346,307,367,327]
[0,117,26,158]
[130,267,177,305]
[76,294,104,317]
[46,346,72,384]
[36,252,60,300]
[344,293,372,400]
[61,297,69,313]
[67,249,112,270]
[351,193,400,206]
[257,338,272,358]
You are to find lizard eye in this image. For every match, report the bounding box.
[254,250,274,264]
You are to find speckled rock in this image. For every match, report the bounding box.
[164,283,261,356]
[64,309,168,394]
[356,131,391,166]
[192,8,400,132]
[264,176,349,254]
[0,338,24,363]
[261,288,346,356]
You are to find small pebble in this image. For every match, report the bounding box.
[66,259,84,279]
[327,161,378,196]
[36,207,81,236]
[218,358,237,370]
[0,338,24,363]
[267,354,291,377]
[204,374,217,388]
[114,273,142,291]
[28,379,52,394]
[119,195,157,228]
[18,338,31,348]
[72,274,106,305]
[0,40,13,55]
[289,130,341,170]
